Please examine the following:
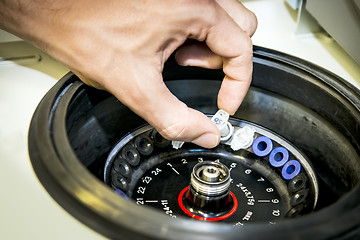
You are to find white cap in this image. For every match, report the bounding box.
[211,109,234,141]
[230,126,255,151]
[172,140,184,149]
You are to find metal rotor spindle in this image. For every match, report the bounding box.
[185,161,233,216]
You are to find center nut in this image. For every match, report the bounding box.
[178,161,238,221]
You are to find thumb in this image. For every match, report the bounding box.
[103,60,220,148]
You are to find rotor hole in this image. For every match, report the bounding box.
[127,151,135,161]
[134,136,154,155]
[154,132,164,142]
[286,165,296,174]
[139,139,151,150]
[151,130,170,148]
[290,189,309,206]
[257,141,267,151]
[274,152,284,161]
[295,193,304,203]
[294,180,303,189]
[111,173,129,191]
[113,158,132,178]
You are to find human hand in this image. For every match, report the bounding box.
[0,0,257,148]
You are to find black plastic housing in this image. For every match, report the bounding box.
[28,46,360,240]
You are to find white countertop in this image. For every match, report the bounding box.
[0,45,103,239]
[0,0,359,239]
[246,0,360,89]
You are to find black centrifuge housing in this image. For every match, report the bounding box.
[28,46,360,240]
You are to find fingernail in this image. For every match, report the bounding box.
[179,58,201,67]
[192,133,220,149]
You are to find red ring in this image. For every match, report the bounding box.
[178,186,238,221]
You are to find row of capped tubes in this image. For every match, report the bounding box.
[252,136,301,180]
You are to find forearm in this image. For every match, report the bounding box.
[0,0,72,54]
[1,1,40,40]
[0,0,25,33]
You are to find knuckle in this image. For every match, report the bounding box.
[241,37,253,56]
[231,36,253,58]
[247,10,258,36]
[184,0,218,39]
[242,36,254,50]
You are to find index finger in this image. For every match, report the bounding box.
[205,5,253,115]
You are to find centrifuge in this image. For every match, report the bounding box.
[1,1,360,239]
